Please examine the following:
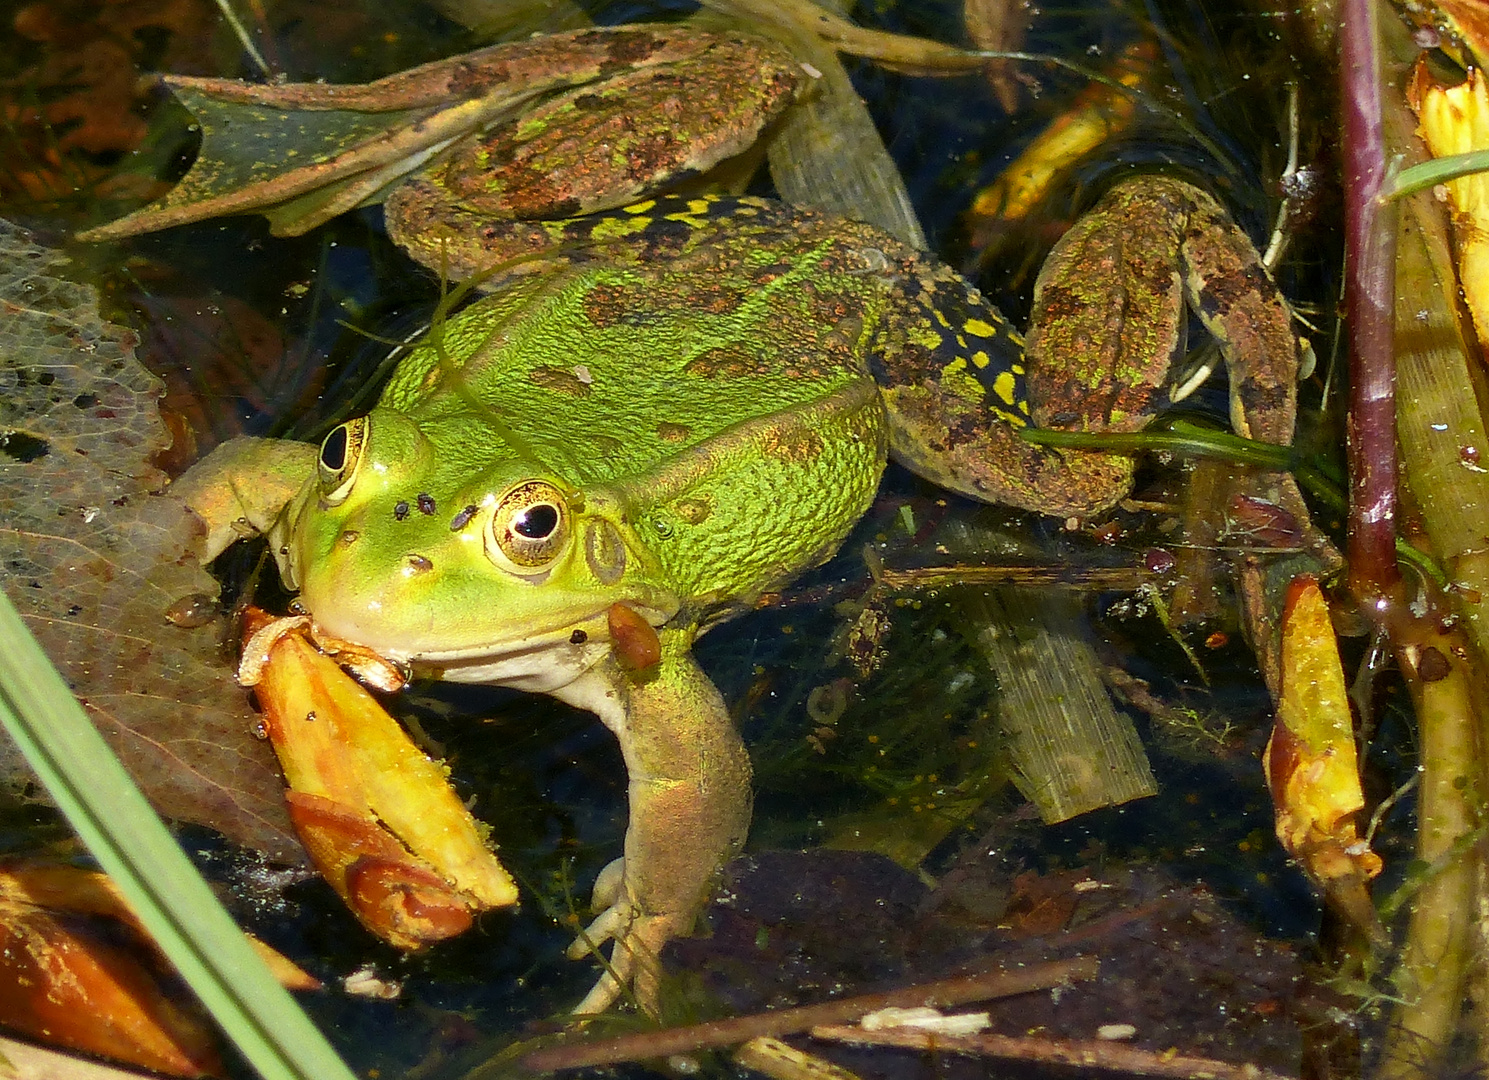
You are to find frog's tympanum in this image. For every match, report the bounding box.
[149,25,1315,1013]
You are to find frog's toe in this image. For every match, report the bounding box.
[565,898,631,961]
[589,857,626,911]
[569,909,672,1016]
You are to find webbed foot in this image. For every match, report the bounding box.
[566,858,686,1016]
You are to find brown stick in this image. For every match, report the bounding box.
[809,1025,1296,1080]
[520,956,1098,1072]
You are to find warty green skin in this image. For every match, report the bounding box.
[286,207,904,667]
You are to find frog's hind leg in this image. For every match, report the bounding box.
[872,259,1144,518]
[1163,178,1300,447]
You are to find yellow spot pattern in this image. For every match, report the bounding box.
[992,370,1018,406]
[964,317,1000,338]
[589,214,655,241]
[663,209,708,229]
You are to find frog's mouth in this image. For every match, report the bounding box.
[307,599,675,696]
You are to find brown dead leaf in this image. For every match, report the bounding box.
[132,291,326,471]
[0,902,223,1076]
[0,218,300,861]
[2,0,214,208]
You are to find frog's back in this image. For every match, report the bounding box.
[379,198,894,609]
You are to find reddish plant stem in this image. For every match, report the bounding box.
[1341,0,1401,602]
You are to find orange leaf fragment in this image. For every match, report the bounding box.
[0,864,222,1077]
[608,601,662,671]
[1263,577,1382,931]
[247,612,518,949]
[965,39,1152,252]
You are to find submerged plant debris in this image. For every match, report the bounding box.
[0,219,298,860]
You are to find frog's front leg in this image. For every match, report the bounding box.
[171,437,318,563]
[555,626,751,1015]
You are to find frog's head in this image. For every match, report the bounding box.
[280,410,677,690]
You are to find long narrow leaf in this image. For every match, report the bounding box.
[0,590,357,1080]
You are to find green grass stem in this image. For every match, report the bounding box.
[0,590,356,1080]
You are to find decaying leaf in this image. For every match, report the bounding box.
[965,40,1152,255]
[0,219,299,859]
[244,611,518,949]
[2,0,214,207]
[0,861,224,1077]
[1263,576,1382,936]
[1413,64,1489,354]
[964,0,1033,112]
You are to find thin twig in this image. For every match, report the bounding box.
[208,0,272,78]
[809,1025,1297,1080]
[519,956,1099,1072]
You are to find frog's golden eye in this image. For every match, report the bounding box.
[485,480,570,575]
[317,417,368,505]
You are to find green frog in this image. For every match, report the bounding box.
[151,25,1310,1014]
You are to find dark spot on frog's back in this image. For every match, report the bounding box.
[685,345,766,379]
[598,30,669,71]
[1196,262,1277,319]
[751,261,793,285]
[689,283,745,315]
[581,283,629,328]
[763,424,824,465]
[869,342,937,389]
[530,365,592,397]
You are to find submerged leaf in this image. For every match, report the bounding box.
[1263,576,1382,935]
[0,219,298,859]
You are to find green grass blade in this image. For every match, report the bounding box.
[1384,149,1489,201]
[0,590,357,1080]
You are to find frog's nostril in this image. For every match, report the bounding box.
[404,554,434,575]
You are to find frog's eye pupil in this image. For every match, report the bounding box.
[320,426,348,471]
[485,480,570,575]
[316,416,368,504]
[514,504,559,539]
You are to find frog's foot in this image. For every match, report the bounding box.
[565,858,681,1016]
